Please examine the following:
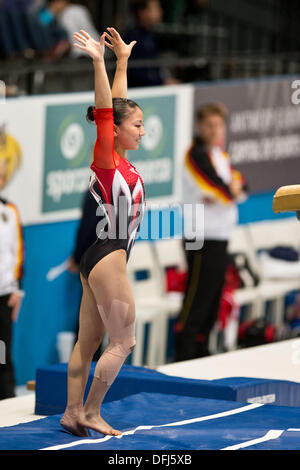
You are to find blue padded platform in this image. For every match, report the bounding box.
[35,363,300,415]
[212,376,300,406]
[1,392,300,450]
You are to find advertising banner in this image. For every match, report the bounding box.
[2,85,193,225]
[128,94,176,199]
[194,76,300,193]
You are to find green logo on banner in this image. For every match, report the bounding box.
[129,94,176,198]
[42,103,94,213]
[42,95,176,213]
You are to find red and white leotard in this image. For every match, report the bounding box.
[88,107,146,261]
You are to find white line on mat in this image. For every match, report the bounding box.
[41,402,263,450]
[221,430,284,450]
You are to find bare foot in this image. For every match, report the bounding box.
[79,412,122,436]
[60,412,88,437]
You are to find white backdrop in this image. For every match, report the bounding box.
[1,84,194,226]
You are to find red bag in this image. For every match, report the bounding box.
[165,267,187,292]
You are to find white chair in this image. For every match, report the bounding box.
[209,224,265,353]
[127,239,165,307]
[152,237,187,313]
[131,307,163,368]
[248,218,300,252]
[100,241,165,368]
[228,225,264,320]
[154,233,261,355]
[100,307,162,368]
[209,225,264,354]
[151,238,189,362]
[247,218,300,324]
[153,237,187,271]
[127,240,173,367]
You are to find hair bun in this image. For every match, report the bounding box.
[86,105,96,123]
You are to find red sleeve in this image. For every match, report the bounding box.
[92,107,119,170]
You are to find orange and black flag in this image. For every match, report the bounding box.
[184,137,248,204]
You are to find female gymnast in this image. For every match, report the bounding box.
[60,27,146,437]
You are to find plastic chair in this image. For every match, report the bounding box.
[126,240,172,366]
[208,225,264,354]
[152,237,187,312]
[228,225,264,320]
[247,218,300,324]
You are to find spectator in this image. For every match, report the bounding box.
[124,0,179,87]
[174,102,248,361]
[0,1,69,61]
[1,0,36,9]
[57,1,101,57]
[37,0,70,58]
[0,2,37,59]
[37,1,101,58]
[0,152,25,399]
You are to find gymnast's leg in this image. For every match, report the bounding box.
[60,273,106,437]
[79,248,136,436]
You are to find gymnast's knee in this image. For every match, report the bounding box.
[128,336,136,353]
[93,336,136,384]
[115,335,136,356]
[107,335,136,358]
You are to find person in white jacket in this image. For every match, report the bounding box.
[58,2,100,57]
[174,102,248,361]
[40,0,101,57]
[0,157,25,399]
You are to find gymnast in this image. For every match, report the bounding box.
[60,27,146,437]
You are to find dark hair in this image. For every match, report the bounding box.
[196,102,228,122]
[86,98,141,125]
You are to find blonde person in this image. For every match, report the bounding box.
[0,158,24,399]
[175,103,248,361]
[60,28,146,437]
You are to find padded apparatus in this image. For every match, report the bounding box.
[273,185,300,218]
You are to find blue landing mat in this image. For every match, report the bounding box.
[1,392,300,450]
[35,363,300,415]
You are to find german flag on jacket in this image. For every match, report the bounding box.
[0,197,25,296]
[182,136,248,241]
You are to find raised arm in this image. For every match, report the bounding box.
[73,29,112,108]
[74,29,117,169]
[104,27,136,99]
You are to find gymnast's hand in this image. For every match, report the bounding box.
[103,27,136,60]
[67,256,80,274]
[73,29,105,62]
